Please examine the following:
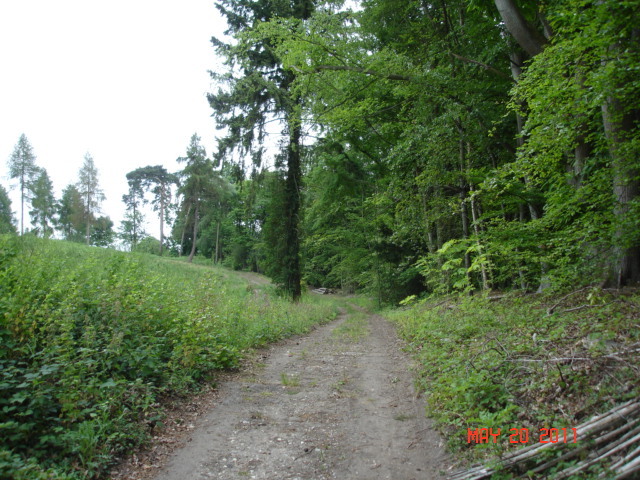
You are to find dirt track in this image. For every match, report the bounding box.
[115,310,451,479]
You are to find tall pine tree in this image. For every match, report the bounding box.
[7,134,38,235]
[122,170,147,249]
[76,153,105,245]
[208,0,314,300]
[29,168,56,237]
[176,134,215,262]
[127,165,177,255]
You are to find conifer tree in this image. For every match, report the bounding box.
[7,134,38,235]
[29,168,56,237]
[122,171,147,249]
[177,134,214,262]
[76,153,105,245]
[209,0,314,300]
[127,165,177,255]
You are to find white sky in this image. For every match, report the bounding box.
[0,0,229,240]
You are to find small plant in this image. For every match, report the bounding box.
[332,313,369,341]
[393,414,415,421]
[280,372,301,387]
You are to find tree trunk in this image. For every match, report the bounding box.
[133,201,138,248]
[458,131,471,275]
[422,192,437,254]
[215,219,221,264]
[459,189,471,271]
[284,116,303,301]
[180,203,192,257]
[602,97,640,286]
[85,200,91,245]
[493,0,547,56]
[159,187,165,256]
[188,203,199,263]
[20,182,24,236]
[470,191,491,290]
[571,135,591,188]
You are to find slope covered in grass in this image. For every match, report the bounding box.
[0,235,338,479]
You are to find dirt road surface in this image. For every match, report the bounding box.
[116,310,451,480]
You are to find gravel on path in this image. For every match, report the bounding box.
[115,310,451,480]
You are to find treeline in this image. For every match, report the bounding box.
[203,0,640,302]
[5,0,639,303]
[2,136,112,244]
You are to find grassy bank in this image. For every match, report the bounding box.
[388,289,639,476]
[0,235,338,479]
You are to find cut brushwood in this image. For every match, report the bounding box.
[448,400,640,479]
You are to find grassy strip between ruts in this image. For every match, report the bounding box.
[0,235,339,479]
[387,289,639,478]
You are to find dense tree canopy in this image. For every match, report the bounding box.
[208,0,315,300]
[198,0,639,300]
[57,184,85,242]
[5,0,635,302]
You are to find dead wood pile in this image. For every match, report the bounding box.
[448,399,640,479]
[311,287,335,294]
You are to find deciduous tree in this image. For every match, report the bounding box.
[91,215,115,247]
[57,184,85,242]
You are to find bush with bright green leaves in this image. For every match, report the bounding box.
[0,235,337,479]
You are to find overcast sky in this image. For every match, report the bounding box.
[0,0,228,240]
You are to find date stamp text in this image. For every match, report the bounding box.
[467,427,578,444]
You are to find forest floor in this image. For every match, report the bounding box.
[110,307,452,480]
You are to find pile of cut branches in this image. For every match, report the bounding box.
[448,400,640,479]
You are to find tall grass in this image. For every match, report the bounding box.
[0,235,337,479]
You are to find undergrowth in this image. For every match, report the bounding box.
[387,288,639,476]
[0,235,338,479]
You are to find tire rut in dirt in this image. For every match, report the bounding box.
[152,312,450,480]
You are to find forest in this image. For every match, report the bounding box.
[1,0,639,478]
[3,0,638,303]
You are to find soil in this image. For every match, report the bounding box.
[110,309,452,480]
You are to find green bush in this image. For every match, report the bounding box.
[0,235,337,478]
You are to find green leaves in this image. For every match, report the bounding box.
[0,236,336,478]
